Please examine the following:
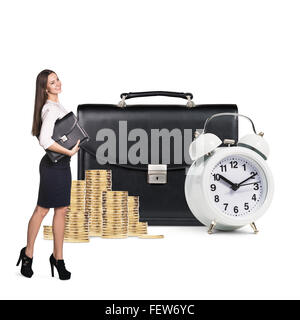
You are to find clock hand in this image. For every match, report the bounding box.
[235,173,258,190]
[218,174,239,190]
[239,181,261,187]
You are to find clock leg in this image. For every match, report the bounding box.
[250,222,259,234]
[208,220,216,234]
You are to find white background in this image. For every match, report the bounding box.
[0,0,299,300]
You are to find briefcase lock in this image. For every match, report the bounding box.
[147,164,167,184]
[60,135,68,142]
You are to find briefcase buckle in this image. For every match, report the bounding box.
[60,135,68,142]
[147,164,167,184]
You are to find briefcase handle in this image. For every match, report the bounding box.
[118,91,195,108]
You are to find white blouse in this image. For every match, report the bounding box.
[38,100,69,150]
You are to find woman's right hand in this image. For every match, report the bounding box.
[69,139,80,156]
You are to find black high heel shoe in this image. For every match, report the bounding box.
[16,247,33,278]
[49,254,71,280]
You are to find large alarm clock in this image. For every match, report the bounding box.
[185,113,274,233]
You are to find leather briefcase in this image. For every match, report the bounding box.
[46,111,90,163]
[77,91,238,226]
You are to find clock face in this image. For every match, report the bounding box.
[208,155,267,217]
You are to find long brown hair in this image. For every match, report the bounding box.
[31,69,56,137]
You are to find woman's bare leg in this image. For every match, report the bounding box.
[26,205,50,258]
[52,206,68,260]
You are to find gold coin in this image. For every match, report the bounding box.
[86,182,111,186]
[102,197,128,201]
[64,221,89,224]
[138,222,148,226]
[102,208,128,211]
[63,239,89,243]
[89,220,102,224]
[102,212,128,215]
[69,201,85,205]
[102,216,128,219]
[66,212,88,216]
[88,211,102,215]
[101,232,128,237]
[102,225,128,228]
[66,213,88,217]
[85,176,111,180]
[101,231,127,233]
[138,234,164,239]
[102,229,128,233]
[103,198,128,201]
[86,186,111,190]
[103,206,127,209]
[85,169,111,173]
[86,181,112,185]
[86,185,111,189]
[102,214,128,217]
[64,231,89,234]
[103,203,128,207]
[102,207,127,210]
[102,191,128,195]
[85,172,111,176]
[101,235,127,239]
[85,202,102,206]
[71,184,85,188]
[86,183,111,186]
[128,196,139,199]
[103,198,128,202]
[85,200,102,204]
[89,233,102,237]
[85,171,111,174]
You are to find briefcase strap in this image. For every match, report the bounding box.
[118,91,195,108]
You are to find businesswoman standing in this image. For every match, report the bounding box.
[16,69,80,280]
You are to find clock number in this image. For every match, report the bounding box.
[242,164,247,171]
[244,202,249,210]
[253,183,259,190]
[223,203,228,211]
[250,172,257,179]
[230,161,238,169]
[214,195,219,202]
[252,194,257,201]
[233,206,239,214]
[213,174,220,181]
[210,184,216,191]
[220,165,227,172]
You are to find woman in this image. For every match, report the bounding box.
[16,69,80,280]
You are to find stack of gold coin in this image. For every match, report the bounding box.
[101,191,128,238]
[127,196,140,236]
[85,170,112,236]
[136,221,148,235]
[64,180,89,242]
[43,180,89,242]
[43,225,53,240]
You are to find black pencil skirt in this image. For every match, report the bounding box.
[37,154,72,208]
